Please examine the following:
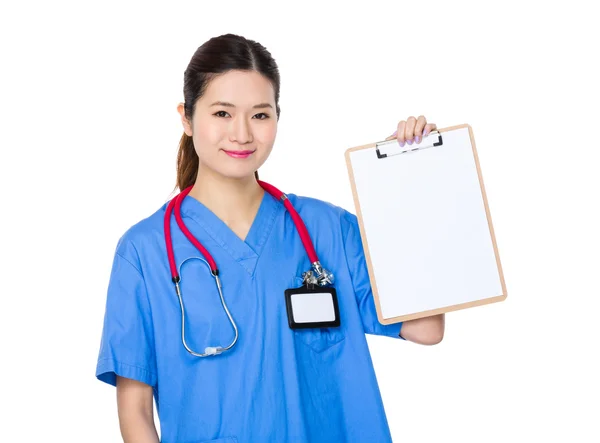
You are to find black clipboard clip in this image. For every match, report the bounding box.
[375,130,443,159]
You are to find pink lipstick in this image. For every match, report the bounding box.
[223,149,255,159]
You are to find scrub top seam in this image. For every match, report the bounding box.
[116,251,143,277]
[182,213,240,261]
[339,211,362,328]
[180,193,281,277]
[255,197,281,254]
[182,212,262,277]
[247,201,282,278]
[118,244,159,354]
[131,242,159,345]
[97,357,157,378]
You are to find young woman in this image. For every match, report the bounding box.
[96,33,444,443]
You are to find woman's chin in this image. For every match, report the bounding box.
[216,167,258,181]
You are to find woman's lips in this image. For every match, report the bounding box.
[223,149,255,159]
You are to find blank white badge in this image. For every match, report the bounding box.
[291,292,336,323]
[284,285,340,329]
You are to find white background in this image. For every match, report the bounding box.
[1,1,599,442]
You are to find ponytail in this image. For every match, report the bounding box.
[175,132,259,192]
[175,132,198,191]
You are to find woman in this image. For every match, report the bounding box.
[96,33,444,443]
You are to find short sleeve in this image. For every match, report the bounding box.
[342,211,405,340]
[95,246,158,387]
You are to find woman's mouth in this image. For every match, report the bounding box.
[222,149,255,159]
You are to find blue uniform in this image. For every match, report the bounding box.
[96,191,404,443]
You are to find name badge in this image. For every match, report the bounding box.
[285,284,341,329]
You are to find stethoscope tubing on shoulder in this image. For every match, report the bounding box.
[163,180,334,357]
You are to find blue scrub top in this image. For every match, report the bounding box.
[96,190,404,443]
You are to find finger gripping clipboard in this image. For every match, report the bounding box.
[345,124,507,325]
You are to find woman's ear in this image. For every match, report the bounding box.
[177,103,193,137]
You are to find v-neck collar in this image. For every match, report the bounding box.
[178,189,281,277]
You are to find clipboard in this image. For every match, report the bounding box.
[345,123,507,325]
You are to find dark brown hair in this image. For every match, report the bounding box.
[175,34,281,192]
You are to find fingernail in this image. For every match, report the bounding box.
[407,139,413,145]
[415,135,421,143]
[423,129,428,137]
[399,140,405,147]
[392,130,398,136]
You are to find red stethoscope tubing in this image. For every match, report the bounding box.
[164,180,319,283]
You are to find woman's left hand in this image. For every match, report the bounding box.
[385,115,437,147]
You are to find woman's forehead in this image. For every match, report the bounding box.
[202,70,275,104]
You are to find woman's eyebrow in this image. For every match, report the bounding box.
[210,101,273,109]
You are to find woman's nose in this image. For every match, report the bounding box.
[229,117,253,144]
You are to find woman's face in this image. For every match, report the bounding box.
[178,69,278,181]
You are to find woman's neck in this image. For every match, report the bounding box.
[187,168,264,236]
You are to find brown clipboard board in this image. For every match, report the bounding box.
[345,123,507,325]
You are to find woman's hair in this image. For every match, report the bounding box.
[175,33,281,192]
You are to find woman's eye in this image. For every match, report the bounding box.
[213,111,269,119]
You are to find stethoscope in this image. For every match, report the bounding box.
[164,180,335,357]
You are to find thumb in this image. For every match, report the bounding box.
[384,130,398,141]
